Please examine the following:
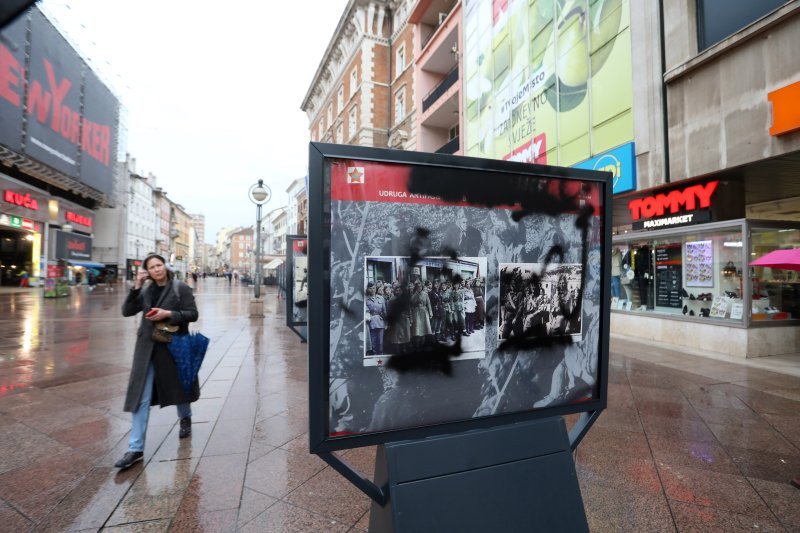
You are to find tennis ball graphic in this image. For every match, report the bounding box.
[539,0,622,112]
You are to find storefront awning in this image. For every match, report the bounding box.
[263,259,284,270]
[68,261,106,269]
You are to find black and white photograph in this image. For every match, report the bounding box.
[363,256,488,366]
[498,263,583,340]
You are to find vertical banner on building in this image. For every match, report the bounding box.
[79,69,118,197]
[464,0,633,168]
[0,13,28,152]
[25,9,83,177]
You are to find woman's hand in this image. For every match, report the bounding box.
[134,268,149,290]
[145,308,173,321]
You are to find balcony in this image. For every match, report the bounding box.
[422,66,458,112]
[435,136,459,155]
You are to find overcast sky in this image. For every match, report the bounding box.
[40,0,350,241]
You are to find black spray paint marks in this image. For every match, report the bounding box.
[376,167,596,374]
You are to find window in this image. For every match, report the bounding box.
[750,227,800,320]
[697,0,785,51]
[350,68,358,94]
[327,103,333,128]
[349,105,357,136]
[449,123,459,141]
[336,123,343,144]
[611,227,745,322]
[318,121,323,139]
[396,45,405,78]
[337,86,344,111]
[395,89,405,124]
[239,252,243,258]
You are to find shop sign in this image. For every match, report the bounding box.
[573,142,636,194]
[4,190,39,210]
[65,211,92,227]
[768,80,800,136]
[55,230,92,260]
[0,213,24,228]
[628,180,718,230]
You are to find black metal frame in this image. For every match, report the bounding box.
[308,142,612,455]
[285,234,308,342]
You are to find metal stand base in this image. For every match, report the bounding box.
[288,324,307,342]
[248,297,265,318]
[368,417,588,533]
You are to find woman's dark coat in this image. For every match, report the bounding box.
[122,280,199,412]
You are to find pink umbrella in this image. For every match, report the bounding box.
[749,248,800,271]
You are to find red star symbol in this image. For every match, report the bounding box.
[377,359,383,365]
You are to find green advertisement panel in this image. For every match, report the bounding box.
[464,0,633,166]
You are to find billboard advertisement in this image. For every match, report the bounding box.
[0,13,27,152]
[308,143,612,452]
[0,7,118,197]
[464,0,633,168]
[26,8,83,178]
[54,230,92,261]
[80,69,118,197]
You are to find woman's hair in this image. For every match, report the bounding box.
[143,253,174,281]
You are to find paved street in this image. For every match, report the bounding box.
[0,279,798,532]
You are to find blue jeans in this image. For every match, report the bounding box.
[129,360,191,452]
[611,276,621,298]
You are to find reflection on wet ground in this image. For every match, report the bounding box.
[0,279,797,531]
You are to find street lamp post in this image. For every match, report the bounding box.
[248,179,271,300]
[134,239,141,258]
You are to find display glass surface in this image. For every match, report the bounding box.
[309,144,611,451]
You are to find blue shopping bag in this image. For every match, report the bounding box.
[167,332,210,395]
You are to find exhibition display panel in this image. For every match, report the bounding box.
[308,143,612,453]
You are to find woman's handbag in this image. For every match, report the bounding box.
[152,321,180,343]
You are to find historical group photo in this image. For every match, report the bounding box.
[363,256,488,365]
[498,263,584,340]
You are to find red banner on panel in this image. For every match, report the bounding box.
[330,159,601,215]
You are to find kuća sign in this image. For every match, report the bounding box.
[628,180,719,230]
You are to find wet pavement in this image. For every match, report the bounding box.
[0,279,798,532]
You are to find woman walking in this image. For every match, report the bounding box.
[115,253,199,469]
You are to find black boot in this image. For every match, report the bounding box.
[179,416,191,438]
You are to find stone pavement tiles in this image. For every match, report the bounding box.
[0,283,797,531]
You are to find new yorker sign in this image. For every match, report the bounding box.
[623,178,743,231]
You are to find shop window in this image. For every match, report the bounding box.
[750,228,800,320]
[611,227,745,321]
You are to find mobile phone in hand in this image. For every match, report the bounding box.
[146,309,158,318]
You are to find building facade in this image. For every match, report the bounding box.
[606,1,800,358]
[410,0,461,154]
[0,6,120,287]
[302,0,416,150]
[229,227,254,275]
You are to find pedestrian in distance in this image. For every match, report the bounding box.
[115,253,199,470]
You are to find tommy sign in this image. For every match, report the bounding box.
[628,180,719,230]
